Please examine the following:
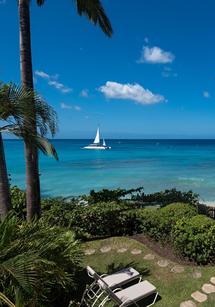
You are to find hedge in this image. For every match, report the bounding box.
[172,215,215,264]
[139,203,198,241]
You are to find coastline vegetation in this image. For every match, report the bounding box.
[0,185,214,306]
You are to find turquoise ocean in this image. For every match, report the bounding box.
[5,139,215,202]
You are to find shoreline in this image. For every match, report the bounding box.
[200,200,215,207]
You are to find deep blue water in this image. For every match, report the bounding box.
[4,139,215,201]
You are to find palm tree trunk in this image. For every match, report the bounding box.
[0,132,11,221]
[19,0,40,221]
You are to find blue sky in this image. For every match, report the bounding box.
[1,0,215,138]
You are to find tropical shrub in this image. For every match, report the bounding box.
[41,197,77,226]
[85,187,199,207]
[86,187,143,204]
[0,214,82,306]
[139,203,198,241]
[68,202,141,237]
[132,188,199,207]
[10,186,26,218]
[172,215,215,264]
[41,198,142,238]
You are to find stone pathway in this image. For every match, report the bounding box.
[202,283,215,294]
[170,265,184,273]
[100,246,112,253]
[117,248,127,253]
[180,276,215,306]
[131,249,142,255]
[143,253,155,260]
[84,249,96,255]
[180,300,196,307]
[191,291,207,303]
[192,271,202,279]
[157,259,169,268]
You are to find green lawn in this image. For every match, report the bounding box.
[81,237,215,307]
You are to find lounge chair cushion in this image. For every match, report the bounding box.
[98,267,140,288]
[114,280,156,305]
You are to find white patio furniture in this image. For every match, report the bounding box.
[100,280,158,307]
[81,266,141,306]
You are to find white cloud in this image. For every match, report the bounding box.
[74,105,82,111]
[35,70,50,79]
[61,102,82,111]
[80,89,89,97]
[99,81,165,105]
[203,91,210,98]
[35,70,72,93]
[138,46,175,64]
[161,66,178,78]
[144,37,149,44]
[61,102,73,109]
[48,80,72,93]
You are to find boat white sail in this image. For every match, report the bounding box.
[83,127,111,150]
[93,128,100,144]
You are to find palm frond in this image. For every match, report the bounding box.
[0,292,15,307]
[0,253,39,293]
[0,82,58,159]
[36,0,45,6]
[34,135,59,161]
[0,125,58,161]
[75,0,113,37]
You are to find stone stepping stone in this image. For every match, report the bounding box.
[157,259,169,268]
[192,271,202,279]
[143,254,155,260]
[202,283,215,294]
[191,291,207,303]
[170,265,184,273]
[84,249,96,255]
[180,300,197,307]
[131,249,142,255]
[210,277,215,285]
[117,248,127,253]
[100,246,111,253]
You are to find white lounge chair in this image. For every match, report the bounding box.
[87,266,141,288]
[81,266,141,306]
[100,280,158,307]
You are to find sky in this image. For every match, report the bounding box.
[1,0,215,138]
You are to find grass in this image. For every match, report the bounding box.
[81,237,215,307]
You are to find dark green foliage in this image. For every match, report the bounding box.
[10,186,26,219]
[69,202,142,237]
[42,199,141,238]
[41,197,77,226]
[132,188,199,207]
[86,187,199,207]
[87,187,143,204]
[139,203,198,241]
[172,215,215,264]
[0,214,82,306]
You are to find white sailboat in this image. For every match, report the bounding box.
[83,127,111,150]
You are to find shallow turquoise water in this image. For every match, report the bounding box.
[5,139,215,200]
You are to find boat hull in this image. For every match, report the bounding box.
[83,146,111,150]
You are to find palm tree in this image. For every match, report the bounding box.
[18,0,113,221]
[0,214,81,306]
[0,132,11,221]
[0,83,58,221]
